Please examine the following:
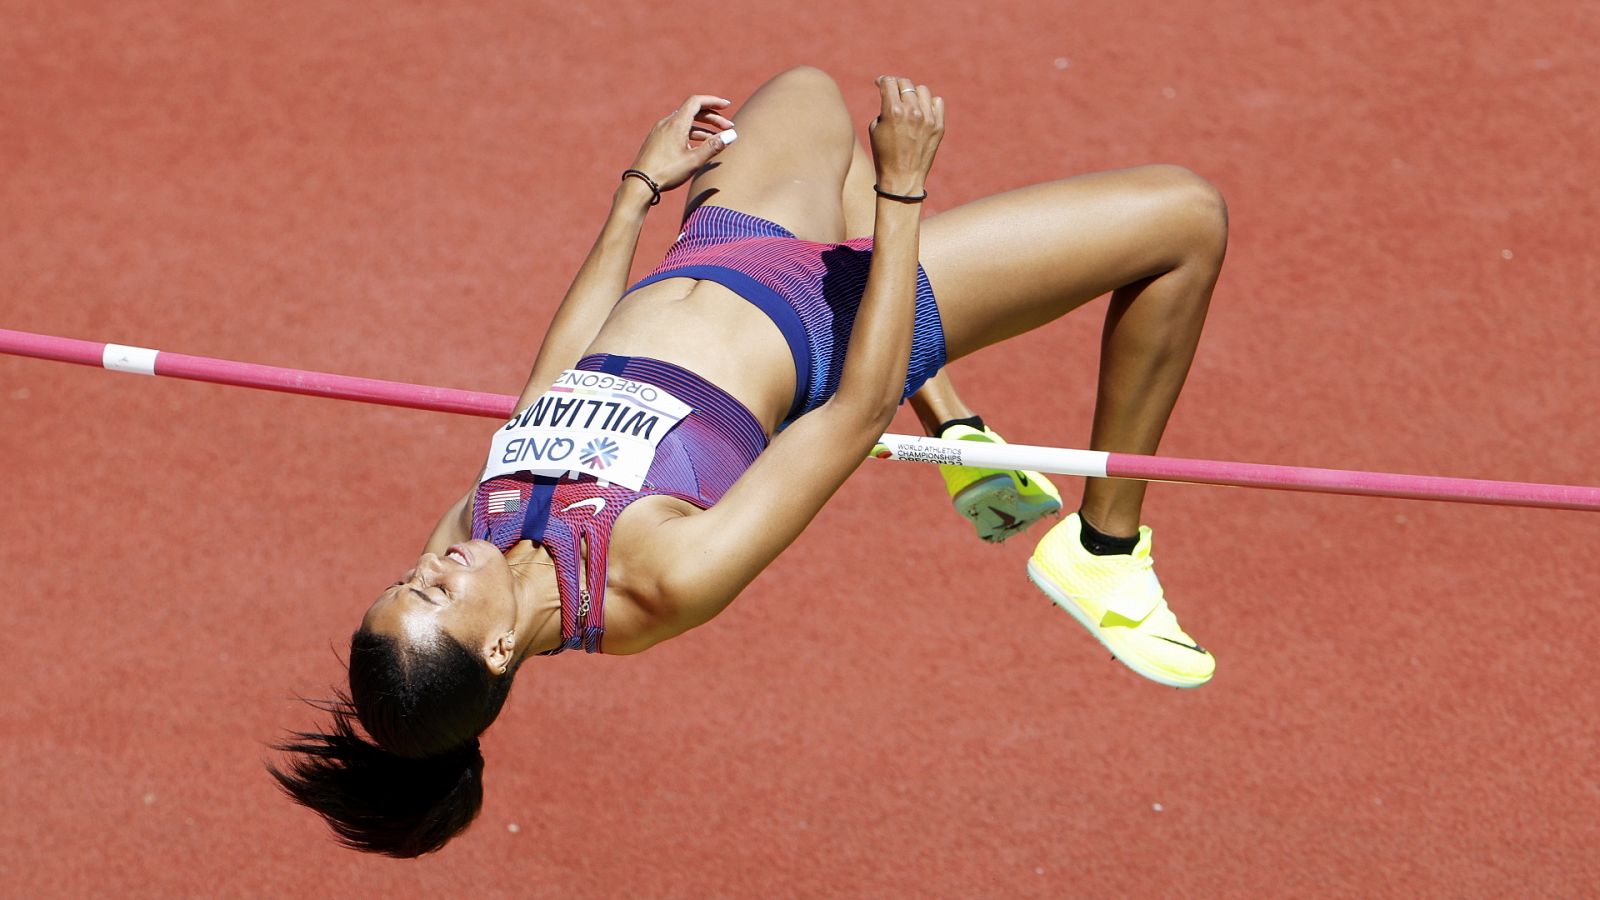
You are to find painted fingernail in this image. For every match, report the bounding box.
[720,128,738,145]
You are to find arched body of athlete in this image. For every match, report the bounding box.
[274,67,1227,856]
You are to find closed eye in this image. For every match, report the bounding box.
[409,587,444,606]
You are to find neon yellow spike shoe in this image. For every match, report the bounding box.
[938,424,1063,543]
[1027,513,1214,688]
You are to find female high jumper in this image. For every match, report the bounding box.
[273,67,1227,856]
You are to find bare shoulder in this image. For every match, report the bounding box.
[598,494,708,654]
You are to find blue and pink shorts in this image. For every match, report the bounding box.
[626,206,948,422]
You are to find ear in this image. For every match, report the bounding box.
[485,631,516,676]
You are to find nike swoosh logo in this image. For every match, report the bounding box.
[988,507,1019,529]
[1154,635,1208,655]
[561,497,606,515]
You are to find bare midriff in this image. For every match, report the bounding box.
[586,277,798,433]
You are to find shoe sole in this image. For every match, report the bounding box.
[1026,558,1211,689]
[953,474,1062,543]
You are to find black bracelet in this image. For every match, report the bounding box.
[873,184,927,203]
[621,168,662,206]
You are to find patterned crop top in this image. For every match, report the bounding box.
[470,354,767,653]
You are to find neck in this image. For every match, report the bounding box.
[506,540,563,658]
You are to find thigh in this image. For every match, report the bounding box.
[841,138,876,239]
[921,165,1227,360]
[683,67,856,243]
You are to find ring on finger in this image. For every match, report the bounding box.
[899,87,918,95]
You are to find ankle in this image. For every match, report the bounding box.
[1077,512,1139,556]
[935,414,985,437]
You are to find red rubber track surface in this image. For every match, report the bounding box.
[3,3,1597,896]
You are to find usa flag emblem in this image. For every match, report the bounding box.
[485,488,521,514]
[579,437,619,469]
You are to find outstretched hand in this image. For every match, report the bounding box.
[630,95,737,194]
[868,76,945,197]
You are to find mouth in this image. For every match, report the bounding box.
[445,544,472,567]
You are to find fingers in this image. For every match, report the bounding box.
[906,85,943,130]
[894,76,919,109]
[874,75,922,119]
[694,110,736,130]
[672,94,731,125]
[667,95,736,150]
[682,93,731,111]
[691,130,732,165]
[688,110,736,144]
[867,75,945,193]
[632,94,739,193]
[875,75,898,116]
[875,75,940,120]
[688,126,737,154]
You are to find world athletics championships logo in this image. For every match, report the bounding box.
[579,437,620,469]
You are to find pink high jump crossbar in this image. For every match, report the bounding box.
[4,326,1597,512]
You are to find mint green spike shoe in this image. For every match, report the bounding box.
[938,424,1063,543]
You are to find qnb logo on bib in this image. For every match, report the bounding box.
[481,370,693,491]
[580,437,620,469]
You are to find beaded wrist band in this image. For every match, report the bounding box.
[621,168,662,206]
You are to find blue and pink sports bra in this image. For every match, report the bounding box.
[470,354,767,654]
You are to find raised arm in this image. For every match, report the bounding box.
[421,96,735,552]
[642,76,946,638]
[515,95,737,407]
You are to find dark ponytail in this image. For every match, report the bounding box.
[269,630,520,857]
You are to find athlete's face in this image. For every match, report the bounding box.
[362,540,519,667]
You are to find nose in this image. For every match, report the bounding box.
[416,553,446,579]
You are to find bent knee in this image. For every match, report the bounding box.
[1136,164,1229,262]
[746,66,853,143]
[766,65,845,101]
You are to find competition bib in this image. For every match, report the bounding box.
[481,369,693,491]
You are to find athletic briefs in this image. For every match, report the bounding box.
[627,205,948,422]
